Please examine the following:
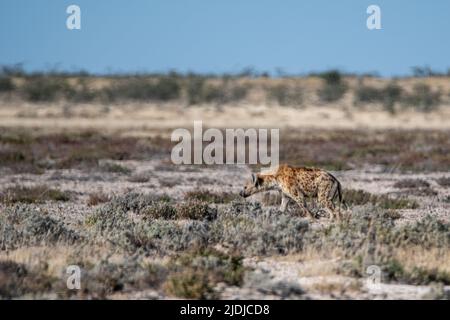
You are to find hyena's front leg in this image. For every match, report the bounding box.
[279,193,290,212]
[291,193,316,220]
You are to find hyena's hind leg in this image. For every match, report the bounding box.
[279,193,290,213]
[318,179,340,221]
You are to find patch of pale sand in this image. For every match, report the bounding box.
[244,256,449,300]
[108,289,161,300]
[0,246,103,277]
[2,104,450,133]
[244,256,363,299]
[363,283,447,300]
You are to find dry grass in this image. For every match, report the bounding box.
[87,192,110,206]
[392,246,450,274]
[184,189,239,204]
[0,126,449,299]
[342,189,418,209]
[307,278,362,296]
[0,129,172,173]
[1,127,450,173]
[393,179,430,189]
[0,185,70,204]
[279,130,450,172]
[436,177,450,187]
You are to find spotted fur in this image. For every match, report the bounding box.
[239,164,345,220]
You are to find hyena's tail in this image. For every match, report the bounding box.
[329,173,348,210]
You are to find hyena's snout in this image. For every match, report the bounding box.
[239,185,255,198]
[240,173,261,198]
[239,189,248,198]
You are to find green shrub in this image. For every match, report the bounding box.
[317,70,347,102]
[22,77,72,102]
[319,70,342,84]
[186,76,206,105]
[267,84,303,106]
[382,83,403,112]
[65,79,96,103]
[104,77,180,102]
[186,77,248,105]
[402,83,441,112]
[202,84,226,103]
[0,77,14,92]
[354,83,402,112]
[228,85,249,102]
[164,248,245,299]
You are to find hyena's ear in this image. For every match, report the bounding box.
[252,173,262,187]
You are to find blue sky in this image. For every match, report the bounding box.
[0,0,449,76]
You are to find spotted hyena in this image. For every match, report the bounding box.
[239,164,345,220]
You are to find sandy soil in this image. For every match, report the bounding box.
[2,102,450,135]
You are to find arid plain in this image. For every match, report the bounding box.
[0,73,449,299]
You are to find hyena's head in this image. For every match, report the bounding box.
[239,173,265,198]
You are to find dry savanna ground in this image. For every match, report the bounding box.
[0,73,449,299]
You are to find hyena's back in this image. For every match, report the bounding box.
[273,164,335,197]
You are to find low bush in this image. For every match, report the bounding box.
[164,248,245,299]
[267,84,303,106]
[317,70,347,103]
[0,77,14,92]
[210,201,309,255]
[21,77,72,102]
[87,192,110,206]
[436,177,450,187]
[402,83,441,112]
[354,83,402,112]
[0,260,55,298]
[342,189,418,209]
[88,197,210,253]
[103,77,181,102]
[0,205,81,250]
[0,185,71,204]
[184,189,239,204]
[175,200,217,220]
[304,206,449,285]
